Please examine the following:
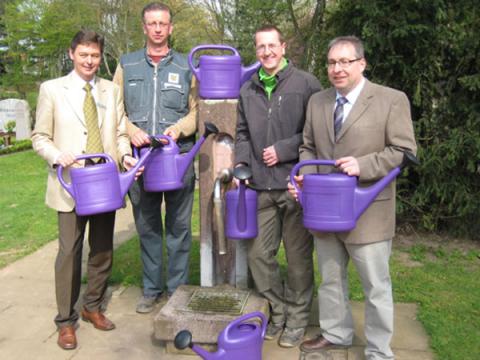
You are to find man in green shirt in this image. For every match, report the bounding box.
[234,24,322,348]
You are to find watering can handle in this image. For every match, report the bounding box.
[188,44,240,79]
[225,311,268,339]
[56,153,113,197]
[151,134,172,147]
[289,159,336,204]
[133,135,173,158]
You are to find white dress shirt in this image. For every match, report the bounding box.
[334,76,366,124]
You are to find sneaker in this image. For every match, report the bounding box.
[136,294,161,314]
[264,322,284,340]
[278,327,305,348]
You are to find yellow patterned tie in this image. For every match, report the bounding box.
[83,83,104,154]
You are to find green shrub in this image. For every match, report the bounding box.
[5,121,16,133]
[0,139,32,155]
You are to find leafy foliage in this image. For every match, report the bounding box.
[0,0,212,86]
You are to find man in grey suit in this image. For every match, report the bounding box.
[32,30,135,350]
[290,36,417,359]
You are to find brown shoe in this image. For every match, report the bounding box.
[300,335,346,353]
[81,309,115,331]
[57,325,77,350]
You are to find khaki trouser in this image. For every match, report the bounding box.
[315,235,394,360]
[247,190,314,328]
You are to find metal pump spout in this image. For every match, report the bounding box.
[213,168,233,255]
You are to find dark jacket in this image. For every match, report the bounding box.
[119,49,195,151]
[235,63,322,190]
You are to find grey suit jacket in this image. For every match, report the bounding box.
[32,72,131,212]
[300,79,417,244]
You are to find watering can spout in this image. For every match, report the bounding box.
[233,165,253,232]
[240,61,261,85]
[354,151,419,220]
[192,346,225,360]
[354,167,401,220]
[176,121,219,180]
[118,148,153,197]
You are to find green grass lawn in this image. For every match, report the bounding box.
[2,150,480,360]
[0,150,57,267]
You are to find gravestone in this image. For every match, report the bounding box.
[0,98,32,139]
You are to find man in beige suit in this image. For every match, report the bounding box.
[290,36,417,359]
[32,30,135,350]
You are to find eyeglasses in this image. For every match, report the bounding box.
[255,43,282,54]
[327,58,362,69]
[145,22,170,29]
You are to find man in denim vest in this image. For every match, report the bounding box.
[113,2,198,313]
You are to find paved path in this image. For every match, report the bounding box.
[0,204,434,360]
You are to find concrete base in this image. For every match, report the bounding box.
[153,284,269,352]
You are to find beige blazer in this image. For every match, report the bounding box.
[32,72,131,212]
[300,79,417,244]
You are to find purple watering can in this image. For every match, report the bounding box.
[290,152,418,232]
[57,151,152,216]
[174,311,267,360]
[137,122,219,192]
[189,44,260,99]
[225,166,258,240]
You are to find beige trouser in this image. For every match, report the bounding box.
[315,234,394,360]
[247,190,314,329]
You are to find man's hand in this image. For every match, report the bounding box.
[287,174,303,201]
[336,156,360,176]
[263,145,279,167]
[163,128,178,142]
[130,128,151,147]
[56,152,78,167]
[122,154,143,180]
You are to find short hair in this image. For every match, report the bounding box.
[328,36,365,59]
[70,29,104,54]
[142,2,172,23]
[254,25,285,45]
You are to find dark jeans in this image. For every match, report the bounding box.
[129,164,195,296]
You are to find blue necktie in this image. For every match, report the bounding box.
[334,97,348,140]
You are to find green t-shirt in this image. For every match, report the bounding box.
[258,58,288,99]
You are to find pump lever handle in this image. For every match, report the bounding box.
[204,121,219,137]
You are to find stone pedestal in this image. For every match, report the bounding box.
[154,285,269,354]
[198,99,249,288]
